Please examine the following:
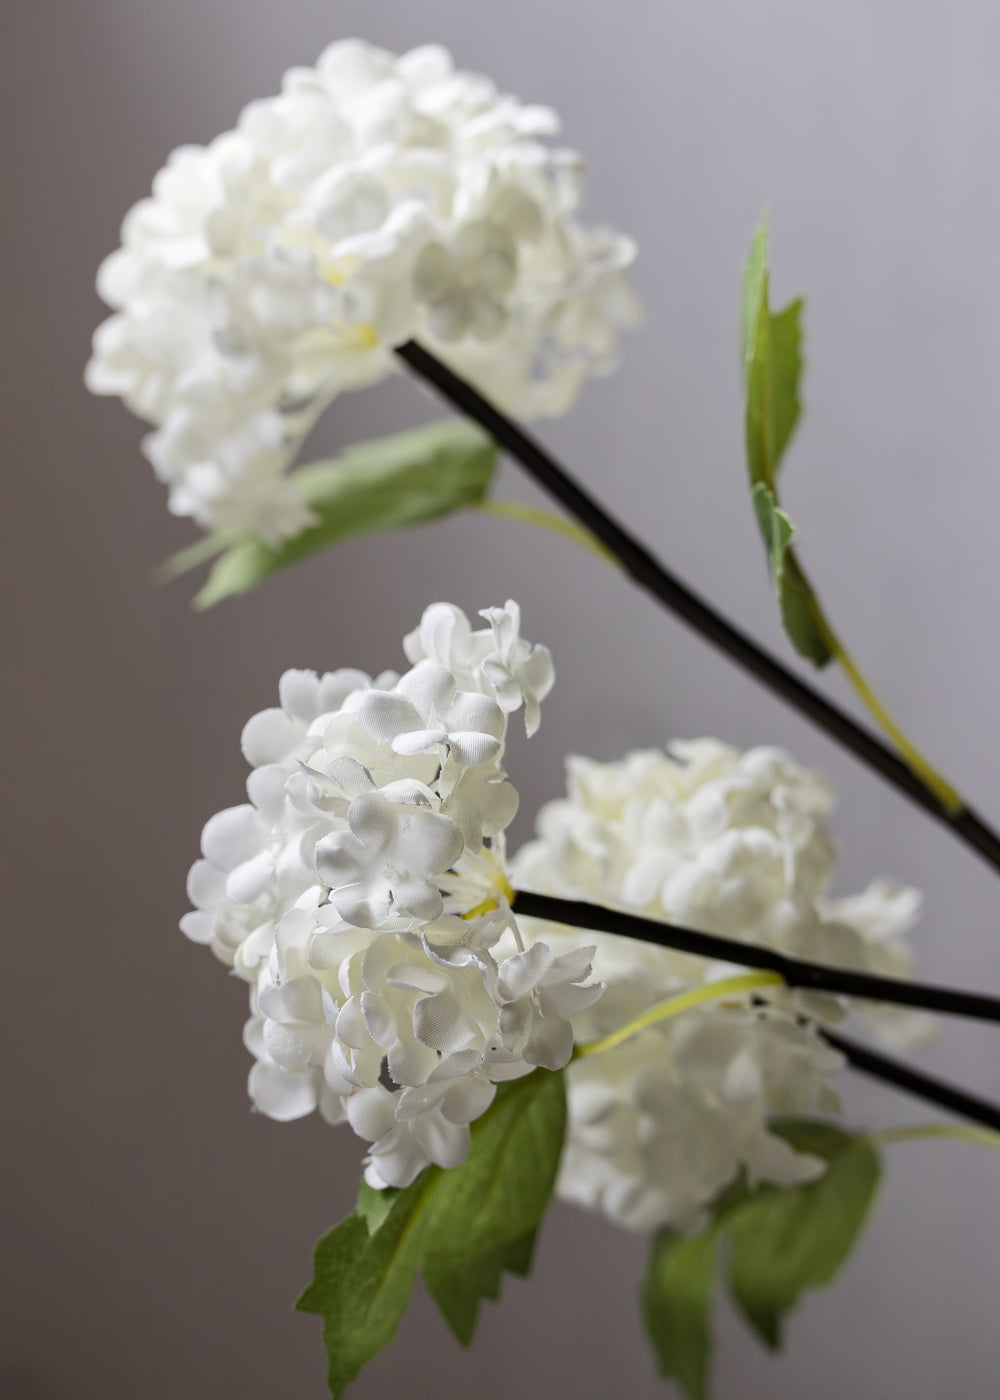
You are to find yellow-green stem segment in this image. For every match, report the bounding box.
[575,971,785,1060]
[473,500,621,568]
[868,1122,1000,1152]
[817,615,963,814]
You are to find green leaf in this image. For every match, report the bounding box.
[642,1227,718,1400]
[752,483,832,666]
[741,219,835,667]
[296,1177,431,1399]
[726,1120,881,1349]
[422,1069,567,1344]
[356,1180,399,1236]
[639,1121,882,1398]
[741,218,804,489]
[192,418,497,607]
[297,1071,566,1396]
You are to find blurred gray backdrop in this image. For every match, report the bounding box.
[4,2,1000,1397]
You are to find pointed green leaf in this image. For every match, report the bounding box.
[422,1069,566,1344]
[638,1121,882,1397]
[424,1231,537,1348]
[641,1227,718,1400]
[296,1176,432,1399]
[192,418,497,607]
[752,483,832,666]
[741,218,804,488]
[297,1071,566,1395]
[357,1180,400,1236]
[726,1120,881,1349]
[741,220,834,667]
[740,219,769,370]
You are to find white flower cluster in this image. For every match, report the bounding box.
[183,601,602,1188]
[87,40,640,541]
[513,740,923,1232]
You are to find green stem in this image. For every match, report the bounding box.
[472,500,621,568]
[154,530,240,583]
[868,1122,1000,1152]
[817,615,963,814]
[575,971,784,1059]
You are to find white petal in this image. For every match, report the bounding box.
[279,669,320,720]
[497,941,551,1001]
[444,731,502,767]
[323,756,376,797]
[346,1084,398,1142]
[367,1124,430,1188]
[392,728,448,757]
[523,1015,573,1070]
[385,963,450,994]
[259,975,325,1025]
[249,1062,317,1120]
[543,980,604,1018]
[544,946,597,985]
[387,1035,438,1087]
[412,992,478,1055]
[186,858,226,910]
[440,1076,496,1124]
[360,990,397,1049]
[412,1111,470,1168]
[202,805,266,872]
[179,911,214,945]
[348,792,400,849]
[241,708,300,766]
[397,660,456,717]
[357,690,425,744]
[224,848,275,904]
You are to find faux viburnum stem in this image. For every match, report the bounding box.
[813,612,962,814]
[512,891,1000,1026]
[471,500,619,567]
[396,339,1000,878]
[868,1123,1000,1151]
[575,972,785,1058]
[823,1028,1000,1134]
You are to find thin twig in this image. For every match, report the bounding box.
[512,890,1000,1024]
[823,1029,1000,1134]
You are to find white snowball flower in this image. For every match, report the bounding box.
[403,598,555,735]
[497,942,604,1070]
[87,40,640,539]
[356,659,506,766]
[314,783,465,927]
[183,600,597,1188]
[512,738,923,1232]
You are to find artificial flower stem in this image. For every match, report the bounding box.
[396,341,1000,877]
[867,1122,1000,1151]
[576,972,784,1058]
[472,500,620,568]
[511,891,1000,1024]
[821,1028,1000,1134]
[819,620,962,815]
[153,529,239,582]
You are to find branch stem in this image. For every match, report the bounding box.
[821,620,962,814]
[868,1122,1000,1151]
[512,890,1000,1025]
[576,971,783,1058]
[472,500,618,567]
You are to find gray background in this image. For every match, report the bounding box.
[4,2,1000,1396]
